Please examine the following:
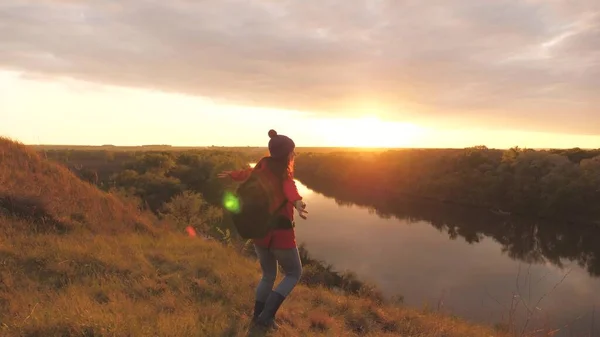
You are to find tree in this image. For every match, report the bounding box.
[80,168,99,185]
[160,191,223,233]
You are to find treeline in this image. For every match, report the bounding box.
[41,149,263,234]
[41,148,385,302]
[40,148,264,187]
[295,146,600,222]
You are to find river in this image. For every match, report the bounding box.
[290,176,600,336]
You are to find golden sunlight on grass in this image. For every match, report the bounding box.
[0,137,508,336]
[314,116,426,148]
[0,228,506,337]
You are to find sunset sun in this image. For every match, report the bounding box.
[316,116,425,148]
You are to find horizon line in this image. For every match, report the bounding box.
[25,143,598,151]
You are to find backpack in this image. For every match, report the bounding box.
[227,163,288,239]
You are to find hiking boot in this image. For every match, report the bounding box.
[255,291,286,329]
[252,301,265,323]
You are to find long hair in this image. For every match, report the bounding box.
[258,154,294,183]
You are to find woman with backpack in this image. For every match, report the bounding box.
[217,129,308,330]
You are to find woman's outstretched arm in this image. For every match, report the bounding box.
[228,167,253,181]
[217,166,253,181]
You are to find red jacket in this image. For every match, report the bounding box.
[228,160,303,249]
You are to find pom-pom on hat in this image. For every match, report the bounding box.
[268,129,295,159]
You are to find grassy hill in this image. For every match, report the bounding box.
[0,137,505,337]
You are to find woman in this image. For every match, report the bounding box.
[218,129,308,329]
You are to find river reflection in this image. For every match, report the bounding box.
[292,176,600,336]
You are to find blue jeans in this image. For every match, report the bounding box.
[254,245,303,301]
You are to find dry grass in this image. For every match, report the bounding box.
[0,137,507,336]
[0,137,156,236]
[0,229,506,337]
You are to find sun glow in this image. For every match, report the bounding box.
[314,116,426,148]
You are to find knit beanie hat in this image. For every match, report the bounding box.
[268,129,295,159]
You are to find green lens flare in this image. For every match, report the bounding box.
[223,192,241,213]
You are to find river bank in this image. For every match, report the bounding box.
[289,175,600,337]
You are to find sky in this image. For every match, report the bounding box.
[1,0,599,149]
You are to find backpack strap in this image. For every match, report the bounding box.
[273,198,288,215]
[266,198,289,251]
[267,198,288,227]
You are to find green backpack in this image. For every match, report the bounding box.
[227,164,288,239]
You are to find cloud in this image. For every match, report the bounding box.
[1,0,599,134]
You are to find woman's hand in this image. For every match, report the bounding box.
[217,171,232,179]
[294,200,308,219]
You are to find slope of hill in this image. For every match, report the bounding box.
[0,137,156,235]
[0,137,505,336]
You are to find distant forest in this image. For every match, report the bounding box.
[39,145,600,223]
[295,146,600,222]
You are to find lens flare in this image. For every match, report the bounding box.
[223,191,241,213]
[185,226,196,237]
